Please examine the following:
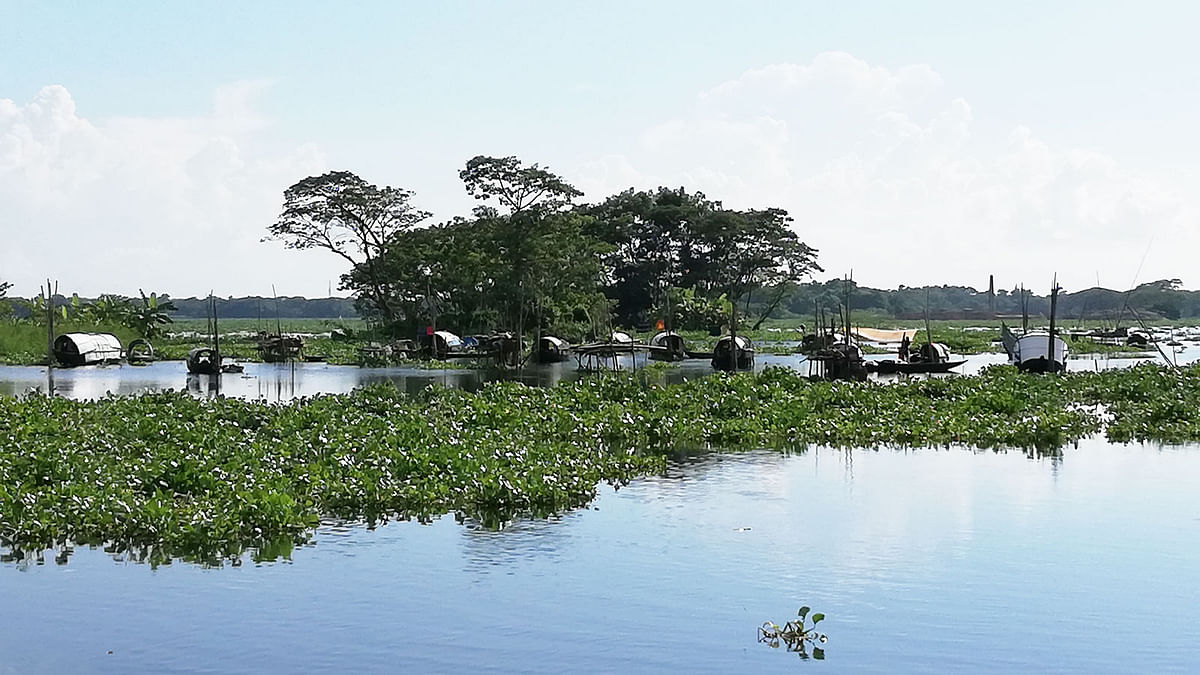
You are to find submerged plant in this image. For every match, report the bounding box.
[758,606,828,660]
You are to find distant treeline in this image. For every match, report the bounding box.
[2,295,358,320]
[4,280,1199,325]
[764,278,1200,322]
[167,296,358,319]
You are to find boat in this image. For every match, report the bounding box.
[865,341,966,375]
[535,335,571,363]
[809,342,867,381]
[52,333,123,367]
[711,335,755,371]
[648,331,687,361]
[186,347,220,375]
[1002,324,1069,373]
[256,333,304,363]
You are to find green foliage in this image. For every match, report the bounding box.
[3,364,1200,564]
[266,171,431,328]
[759,607,828,660]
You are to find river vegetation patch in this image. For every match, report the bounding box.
[2,363,1200,565]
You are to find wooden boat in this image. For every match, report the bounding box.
[52,333,123,367]
[256,333,304,362]
[648,331,687,361]
[1002,324,1068,373]
[809,342,867,381]
[535,336,571,363]
[866,341,965,374]
[711,335,755,371]
[186,347,220,375]
[867,358,966,374]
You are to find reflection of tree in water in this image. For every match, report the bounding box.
[1,533,300,570]
[455,512,575,572]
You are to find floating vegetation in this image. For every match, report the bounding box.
[758,606,828,660]
[3,362,1200,565]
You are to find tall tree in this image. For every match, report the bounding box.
[266,171,429,330]
[583,187,718,326]
[684,207,821,330]
[459,156,585,351]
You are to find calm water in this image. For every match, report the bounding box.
[0,345,1194,402]
[2,439,1198,673]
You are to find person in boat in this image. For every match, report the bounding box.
[898,335,910,362]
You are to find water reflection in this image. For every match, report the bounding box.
[3,441,1200,673]
[0,344,1196,402]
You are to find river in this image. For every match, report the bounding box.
[2,439,1197,672]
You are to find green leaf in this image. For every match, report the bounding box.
[810,613,824,624]
[797,606,810,619]
[813,647,825,660]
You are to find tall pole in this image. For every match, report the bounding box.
[988,274,995,317]
[45,279,54,368]
[212,295,220,366]
[728,286,737,370]
[1047,278,1059,373]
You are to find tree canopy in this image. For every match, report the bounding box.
[270,159,823,341]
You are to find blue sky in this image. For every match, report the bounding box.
[2,1,1197,297]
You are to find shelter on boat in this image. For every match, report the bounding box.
[256,333,304,363]
[186,347,220,375]
[851,327,919,344]
[1012,331,1068,373]
[865,341,965,375]
[649,331,687,361]
[424,330,465,359]
[810,343,868,381]
[535,336,571,363]
[610,331,634,344]
[711,335,755,371]
[52,333,123,367]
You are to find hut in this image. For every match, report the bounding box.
[536,336,571,363]
[711,335,755,371]
[52,333,123,367]
[649,331,687,361]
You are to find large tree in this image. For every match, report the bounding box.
[459,156,588,348]
[266,171,429,330]
[583,187,719,326]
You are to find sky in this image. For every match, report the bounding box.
[2,0,1198,298]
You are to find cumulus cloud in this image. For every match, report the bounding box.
[574,52,1194,291]
[0,83,337,297]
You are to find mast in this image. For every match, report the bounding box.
[212,295,220,365]
[1047,277,1059,372]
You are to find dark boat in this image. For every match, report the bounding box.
[186,347,220,375]
[867,358,966,374]
[256,333,304,363]
[866,342,965,374]
[648,331,687,361]
[711,335,755,371]
[535,336,571,363]
[810,342,867,381]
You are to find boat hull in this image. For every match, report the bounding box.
[868,359,967,375]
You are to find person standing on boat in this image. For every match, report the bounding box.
[899,334,910,362]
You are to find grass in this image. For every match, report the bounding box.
[0,321,140,365]
[4,363,1200,565]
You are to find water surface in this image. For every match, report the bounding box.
[2,344,1194,402]
[2,439,1197,673]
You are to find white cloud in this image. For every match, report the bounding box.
[574,52,1195,291]
[0,83,339,298]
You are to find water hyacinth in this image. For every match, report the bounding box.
[2,362,1199,565]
